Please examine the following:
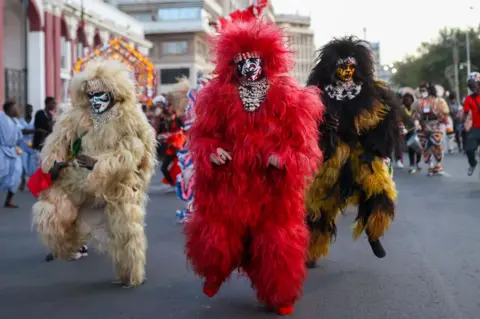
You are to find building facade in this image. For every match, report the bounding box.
[275,13,315,85]
[115,0,275,93]
[1,0,152,112]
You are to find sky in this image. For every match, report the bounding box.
[272,0,479,65]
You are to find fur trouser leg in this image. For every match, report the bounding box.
[352,156,396,242]
[306,142,351,264]
[307,210,339,263]
[184,215,245,297]
[32,186,82,259]
[106,203,147,287]
[243,219,308,312]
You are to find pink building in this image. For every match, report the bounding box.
[1,0,152,111]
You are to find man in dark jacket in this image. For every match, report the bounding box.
[33,97,56,151]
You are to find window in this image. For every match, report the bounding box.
[130,12,153,22]
[160,68,190,85]
[157,7,201,21]
[162,41,188,55]
[76,42,84,59]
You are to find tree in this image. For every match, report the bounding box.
[391,26,480,97]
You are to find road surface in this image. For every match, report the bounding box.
[1,153,479,319]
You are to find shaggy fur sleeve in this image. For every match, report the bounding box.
[88,135,146,193]
[268,85,323,178]
[137,124,158,191]
[188,82,229,177]
[359,98,402,158]
[40,110,82,173]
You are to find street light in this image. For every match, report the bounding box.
[391,68,397,74]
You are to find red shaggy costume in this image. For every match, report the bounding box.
[184,20,323,315]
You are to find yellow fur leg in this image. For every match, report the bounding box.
[351,154,397,202]
[366,214,392,241]
[308,230,331,261]
[107,203,147,287]
[306,142,350,220]
[352,220,365,240]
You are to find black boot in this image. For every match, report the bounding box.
[369,239,386,258]
[4,191,18,208]
[306,260,317,269]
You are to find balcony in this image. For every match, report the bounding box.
[64,0,145,37]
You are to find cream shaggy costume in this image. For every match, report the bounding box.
[32,59,156,287]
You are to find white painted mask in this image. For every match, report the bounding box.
[88,92,114,114]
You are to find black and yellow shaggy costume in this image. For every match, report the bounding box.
[305,37,401,268]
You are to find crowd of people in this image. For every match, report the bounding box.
[0,97,57,208]
[394,72,480,176]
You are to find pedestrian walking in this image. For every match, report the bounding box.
[32,97,56,151]
[0,101,23,208]
[18,104,39,189]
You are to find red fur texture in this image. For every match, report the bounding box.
[184,20,324,311]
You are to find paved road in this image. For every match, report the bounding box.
[1,154,480,319]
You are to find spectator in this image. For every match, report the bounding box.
[18,104,38,190]
[464,72,480,176]
[0,101,23,208]
[447,94,466,153]
[33,97,57,151]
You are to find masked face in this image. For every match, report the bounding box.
[336,57,356,82]
[236,58,263,82]
[468,80,480,94]
[88,92,114,114]
[419,88,428,99]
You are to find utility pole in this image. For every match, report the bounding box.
[363,27,367,40]
[466,31,471,75]
[452,35,461,102]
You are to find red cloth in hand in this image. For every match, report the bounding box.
[27,168,52,198]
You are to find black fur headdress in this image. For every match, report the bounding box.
[307,36,376,93]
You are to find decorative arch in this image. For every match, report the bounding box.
[27,0,42,31]
[76,25,87,46]
[93,31,102,48]
[73,38,157,104]
[60,16,70,40]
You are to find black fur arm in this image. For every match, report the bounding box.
[359,87,401,158]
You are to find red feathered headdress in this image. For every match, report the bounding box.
[212,20,293,83]
[216,0,269,31]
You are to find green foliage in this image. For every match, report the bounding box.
[391,26,480,97]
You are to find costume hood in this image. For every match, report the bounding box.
[307,36,375,90]
[70,58,136,109]
[212,20,293,84]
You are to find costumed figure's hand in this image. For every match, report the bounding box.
[210,148,231,165]
[75,155,98,171]
[49,161,69,181]
[268,154,282,168]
